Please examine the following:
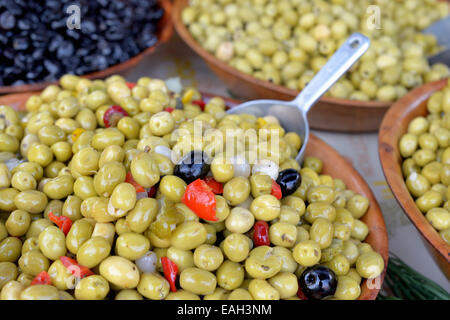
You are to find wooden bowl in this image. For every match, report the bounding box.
[0,89,388,300]
[0,0,173,95]
[379,78,450,280]
[172,0,390,133]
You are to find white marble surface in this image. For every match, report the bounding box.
[126,34,450,291]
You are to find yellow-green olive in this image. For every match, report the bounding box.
[356,251,384,279]
[43,175,74,200]
[5,210,30,237]
[38,226,66,260]
[25,218,53,239]
[18,250,50,277]
[0,280,24,300]
[268,272,298,299]
[171,221,207,250]
[130,152,160,188]
[75,275,110,300]
[0,262,18,290]
[14,190,48,214]
[193,244,223,271]
[166,247,195,272]
[77,237,111,268]
[126,198,158,233]
[223,233,250,263]
[115,289,144,300]
[0,237,22,262]
[20,284,59,300]
[137,272,170,300]
[74,176,98,200]
[91,128,125,151]
[292,240,321,267]
[99,256,140,289]
[334,276,361,300]
[245,246,282,279]
[248,279,280,300]
[223,177,251,206]
[94,161,126,197]
[66,219,94,254]
[180,267,217,295]
[116,232,150,261]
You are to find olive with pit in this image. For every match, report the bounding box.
[137,272,170,300]
[179,267,217,295]
[75,275,110,300]
[38,226,66,260]
[14,190,48,214]
[115,232,150,261]
[99,256,140,289]
[77,237,112,268]
[245,246,282,279]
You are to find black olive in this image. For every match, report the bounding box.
[299,266,337,300]
[276,169,301,197]
[174,151,211,184]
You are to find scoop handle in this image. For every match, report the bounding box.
[292,33,370,114]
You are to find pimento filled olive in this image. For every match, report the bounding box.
[174,151,210,184]
[299,265,337,300]
[276,169,301,197]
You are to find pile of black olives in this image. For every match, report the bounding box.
[0,0,164,86]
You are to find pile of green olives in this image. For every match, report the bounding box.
[399,79,450,245]
[0,74,384,300]
[182,0,450,102]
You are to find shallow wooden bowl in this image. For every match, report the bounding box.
[0,89,388,299]
[172,0,391,133]
[0,0,173,95]
[379,78,450,280]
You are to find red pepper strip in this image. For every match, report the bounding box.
[161,257,179,292]
[48,212,72,236]
[253,221,270,247]
[103,105,129,128]
[60,256,94,279]
[182,179,217,221]
[203,177,223,195]
[192,99,205,111]
[147,185,157,198]
[31,271,52,286]
[297,286,308,300]
[165,107,175,113]
[126,82,136,89]
[126,171,146,193]
[271,179,282,200]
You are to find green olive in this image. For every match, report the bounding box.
[5,210,31,237]
[77,237,111,268]
[137,272,170,300]
[20,284,59,300]
[180,267,217,295]
[0,237,22,262]
[66,219,94,254]
[38,226,66,260]
[99,256,140,289]
[115,232,150,261]
[75,275,110,300]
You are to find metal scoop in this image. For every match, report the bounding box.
[227,33,370,163]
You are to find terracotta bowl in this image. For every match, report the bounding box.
[379,78,450,280]
[172,0,391,133]
[0,89,388,299]
[0,0,173,95]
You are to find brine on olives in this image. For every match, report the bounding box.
[174,151,210,184]
[0,74,382,300]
